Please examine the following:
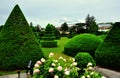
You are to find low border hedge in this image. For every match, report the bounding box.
[41,41,57,47]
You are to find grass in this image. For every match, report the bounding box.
[0,70,26,76]
[42,37,71,59]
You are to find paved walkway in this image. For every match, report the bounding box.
[0,73,28,78]
[0,67,120,78]
[95,66,120,78]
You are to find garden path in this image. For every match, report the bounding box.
[95,66,120,78]
[0,67,120,78]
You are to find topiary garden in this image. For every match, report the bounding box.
[64,33,103,57]
[95,22,120,70]
[0,5,43,71]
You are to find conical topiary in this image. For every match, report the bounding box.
[95,22,120,70]
[0,4,43,71]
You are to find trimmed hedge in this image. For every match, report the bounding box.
[75,52,96,69]
[64,34,102,57]
[0,5,43,71]
[42,36,55,41]
[41,24,57,47]
[95,22,120,70]
[41,41,57,47]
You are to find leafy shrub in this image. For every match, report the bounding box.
[54,29,60,40]
[0,5,43,71]
[41,41,57,47]
[41,24,57,47]
[95,22,120,70]
[75,52,96,69]
[64,34,103,57]
[42,36,55,41]
[32,53,104,78]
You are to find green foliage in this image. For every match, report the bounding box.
[95,22,120,70]
[89,21,98,34]
[85,14,98,33]
[0,5,43,71]
[33,53,79,78]
[54,29,60,39]
[61,22,69,32]
[75,52,96,69]
[41,24,57,47]
[33,53,103,78]
[64,34,103,57]
[68,26,77,38]
[42,36,55,41]
[41,41,57,47]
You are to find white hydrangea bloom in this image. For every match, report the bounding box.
[41,58,45,63]
[87,62,92,66]
[49,67,54,73]
[57,66,62,71]
[49,52,54,57]
[54,75,59,78]
[33,69,40,74]
[64,70,70,75]
[51,63,56,67]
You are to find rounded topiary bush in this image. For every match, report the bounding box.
[64,34,103,57]
[75,52,96,69]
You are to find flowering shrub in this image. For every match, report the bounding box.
[32,53,105,78]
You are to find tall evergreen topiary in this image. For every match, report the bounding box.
[0,4,43,71]
[41,24,57,47]
[95,22,120,70]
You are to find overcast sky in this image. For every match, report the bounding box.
[0,0,120,27]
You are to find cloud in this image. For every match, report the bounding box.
[0,0,120,27]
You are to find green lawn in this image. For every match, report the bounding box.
[42,37,71,59]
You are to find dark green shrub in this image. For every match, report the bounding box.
[95,22,120,70]
[42,36,55,41]
[41,41,57,47]
[75,52,96,69]
[41,24,57,47]
[0,5,43,71]
[54,29,60,40]
[64,34,103,57]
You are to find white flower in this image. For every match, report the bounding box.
[34,64,39,68]
[72,58,75,62]
[81,76,85,78]
[72,62,77,66]
[33,69,40,74]
[51,63,56,66]
[49,52,54,57]
[64,68,68,71]
[54,75,59,78]
[57,66,62,71]
[63,59,66,61]
[36,61,42,65]
[64,70,70,75]
[53,60,58,63]
[101,76,106,78]
[88,67,93,70]
[87,62,92,66]
[87,75,90,78]
[90,72,94,75]
[41,58,45,63]
[59,57,63,59]
[49,67,54,73]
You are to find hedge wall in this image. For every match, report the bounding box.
[95,22,120,70]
